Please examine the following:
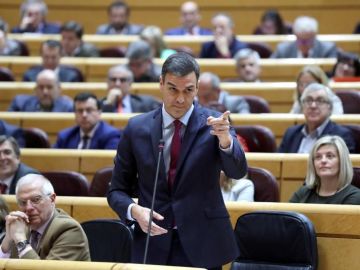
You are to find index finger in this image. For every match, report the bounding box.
[220,111,230,120]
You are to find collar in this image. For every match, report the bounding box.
[0,176,13,194]
[31,209,55,234]
[162,104,194,128]
[121,94,132,113]
[80,122,100,139]
[302,118,330,137]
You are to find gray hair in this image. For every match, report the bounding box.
[15,173,55,196]
[234,48,261,65]
[212,13,234,28]
[20,0,48,18]
[199,72,220,89]
[126,40,152,61]
[293,16,318,34]
[107,64,134,83]
[0,135,21,158]
[300,83,334,112]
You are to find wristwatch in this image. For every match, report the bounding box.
[16,240,30,253]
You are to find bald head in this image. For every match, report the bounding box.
[198,72,221,106]
[181,1,201,29]
[35,69,61,109]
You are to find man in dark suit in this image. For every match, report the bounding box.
[198,72,250,113]
[0,174,90,260]
[54,92,121,150]
[23,40,83,82]
[278,83,355,153]
[108,53,247,269]
[199,13,247,58]
[165,1,212,36]
[9,69,73,112]
[0,136,38,195]
[0,121,25,147]
[271,16,337,58]
[11,0,60,34]
[101,65,160,113]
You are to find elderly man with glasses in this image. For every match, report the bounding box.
[0,174,90,260]
[278,83,355,153]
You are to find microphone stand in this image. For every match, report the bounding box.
[143,139,164,264]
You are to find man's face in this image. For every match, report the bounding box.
[24,4,44,28]
[296,31,316,56]
[107,69,132,96]
[0,140,20,180]
[16,181,55,230]
[128,59,150,80]
[160,72,198,119]
[41,45,61,70]
[212,16,233,41]
[181,2,200,29]
[109,7,128,30]
[297,72,318,97]
[236,56,261,82]
[35,73,59,108]
[61,30,81,55]
[75,98,101,134]
[198,77,220,106]
[302,89,331,129]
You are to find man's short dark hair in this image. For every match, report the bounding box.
[41,39,62,52]
[60,21,84,39]
[74,92,101,110]
[0,135,21,158]
[108,1,130,15]
[161,52,200,80]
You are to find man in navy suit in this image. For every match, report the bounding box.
[54,92,120,150]
[9,69,73,112]
[200,13,247,58]
[23,40,83,82]
[165,1,212,36]
[11,0,60,34]
[108,53,247,269]
[278,83,355,153]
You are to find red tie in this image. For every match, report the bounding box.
[0,183,7,194]
[168,120,182,190]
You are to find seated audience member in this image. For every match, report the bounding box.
[0,17,22,56]
[227,48,261,82]
[54,92,121,150]
[199,13,247,58]
[353,22,360,34]
[140,26,176,59]
[271,16,337,58]
[253,9,292,35]
[0,121,25,147]
[330,51,360,82]
[290,135,360,204]
[126,40,161,82]
[165,1,212,36]
[0,197,9,242]
[291,65,343,114]
[23,40,83,82]
[198,72,250,113]
[0,136,39,195]
[11,0,60,34]
[0,174,90,260]
[9,69,73,112]
[220,171,254,202]
[96,0,143,35]
[278,83,355,153]
[101,65,160,113]
[60,21,99,57]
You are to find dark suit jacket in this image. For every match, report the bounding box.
[96,23,143,35]
[165,27,212,35]
[107,105,247,268]
[11,22,60,34]
[11,208,90,260]
[69,42,99,57]
[199,37,248,58]
[278,120,356,153]
[53,121,121,150]
[101,94,161,113]
[22,65,83,82]
[8,95,73,112]
[0,120,25,147]
[271,39,337,58]
[8,163,39,194]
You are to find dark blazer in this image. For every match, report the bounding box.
[69,42,99,57]
[96,23,143,35]
[11,22,61,34]
[165,27,212,35]
[0,120,25,147]
[101,94,161,113]
[107,105,247,268]
[271,39,337,58]
[23,65,83,82]
[278,120,356,153]
[199,37,247,58]
[53,121,121,150]
[8,95,73,112]
[9,163,39,194]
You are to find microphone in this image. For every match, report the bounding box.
[143,139,165,264]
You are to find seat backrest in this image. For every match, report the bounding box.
[231,211,318,270]
[42,171,89,196]
[352,167,360,189]
[243,95,271,113]
[63,65,85,82]
[247,166,279,202]
[0,67,15,81]
[99,46,126,58]
[89,166,113,197]
[22,127,50,148]
[247,42,273,58]
[342,124,360,153]
[14,39,30,56]
[336,90,360,114]
[233,125,277,152]
[81,219,133,263]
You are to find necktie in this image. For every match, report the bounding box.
[30,230,40,250]
[82,135,89,149]
[0,183,7,194]
[168,120,182,191]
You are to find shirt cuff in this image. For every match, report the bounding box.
[126,203,136,221]
[0,245,11,258]
[219,137,233,154]
[19,245,32,257]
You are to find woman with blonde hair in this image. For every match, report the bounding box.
[290,135,360,204]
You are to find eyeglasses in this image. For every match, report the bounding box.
[17,194,50,207]
[302,97,329,107]
[108,77,130,83]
